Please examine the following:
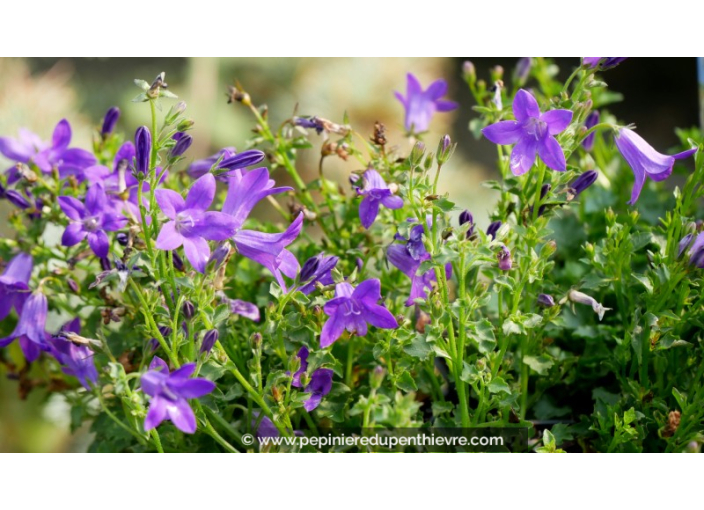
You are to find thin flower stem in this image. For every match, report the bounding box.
[136,183,155,260]
[151,429,164,453]
[95,390,146,445]
[560,65,584,94]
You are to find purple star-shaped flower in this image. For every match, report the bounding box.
[357,169,403,229]
[482,89,573,175]
[298,253,338,295]
[320,279,398,348]
[155,173,238,273]
[47,318,98,390]
[141,357,216,434]
[0,252,32,321]
[614,127,698,205]
[0,119,96,181]
[290,346,334,411]
[0,290,48,362]
[221,167,302,290]
[59,183,128,258]
[395,73,458,133]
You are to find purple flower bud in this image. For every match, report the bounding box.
[459,210,474,238]
[158,325,173,338]
[134,126,151,175]
[497,244,512,271]
[349,173,361,186]
[486,221,502,240]
[537,294,556,307]
[170,133,192,158]
[101,107,120,136]
[568,171,598,199]
[148,338,160,353]
[678,233,694,258]
[116,233,129,246]
[5,189,31,209]
[410,141,426,166]
[218,150,266,171]
[436,135,454,165]
[28,197,43,220]
[208,242,231,270]
[356,257,364,272]
[182,300,195,320]
[300,255,321,282]
[172,251,185,272]
[463,61,476,82]
[582,111,599,151]
[100,258,112,271]
[200,329,219,354]
[294,116,324,134]
[515,57,532,83]
[67,278,79,293]
[535,183,551,217]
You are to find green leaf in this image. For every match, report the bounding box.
[502,319,522,336]
[460,362,480,384]
[487,377,510,394]
[403,334,433,360]
[633,274,653,294]
[395,371,418,392]
[523,354,554,375]
[470,319,497,354]
[523,314,543,329]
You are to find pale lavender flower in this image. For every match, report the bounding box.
[0,252,32,321]
[0,291,48,362]
[567,289,610,321]
[155,174,238,273]
[482,89,573,175]
[614,127,697,205]
[141,357,215,434]
[497,244,512,271]
[320,279,398,348]
[395,73,458,133]
[357,169,403,229]
[59,183,128,258]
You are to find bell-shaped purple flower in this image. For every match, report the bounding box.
[0,291,48,362]
[141,357,216,434]
[298,253,338,294]
[357,169,403,229]
[187,147,236,179]
[0,252,32,321]
[568,170,598,199]
[289,346,334,411]
[614,127,697,205]
[482,89,573,175]
[134,126,151,175]
[155,174,238,273]
[59,183,128,258]
[101,107,120,136]
[0,183,31,209]
[222,167,292,230]
[227,298,260,322]
[320,279,398,348]
[582,111,599,151]
[47,318,98,389]
[169,132,192,158]
[394,73,458,133]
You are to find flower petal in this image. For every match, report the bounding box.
[155,189,185,219]
[144,396,167,430]
[52,119,72,151]
[352,278,382,304]
[185,173,216,211]
[538,136,567,171]
[482,121,522,145]
[62,223,87,247]
[166,399,197,434]
[320,309,345,348]
[171,363,196,379]
[168,377,215,399]
[512,89,540,122]
[196,212,238,241]
[363,303,398,329]
[183,236,210,274]
[509,137,537,176]
[156,221,184,251]
[359,196,380,229]
[87,230,110,258]
[381,194,404,209]
[435,99,459,112]
[540,109,573,135]
[85,183,107,214]
[58,196,85,220]
[425,78,448,99]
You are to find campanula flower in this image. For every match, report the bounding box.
[200,329,219,354]
[290,346,334,411]
[141,357,215,434]
[298,253,338,294]
[0,183,31,209]
[59,183,128,258]
[0,119,96,181]
[0,290,48,362]
[497,244,512,271]
[134,126,151,176]
[567,289,610,321]
[47,318,98,389]
[226,298,260,322]
[482,89,573,175]
[683,233,704,268]
[169,132,192,158]
[395,73,458,133]
[357,169,403,229]
[101,107,120,137]
[537,294,556,307]
[486,221,502,240]
[155,173,238,273]
[567,170,598,199]
[582,111,599,151]
[614,127,697,204]
[583,58,628,70]
[678,233,694,259]
[188,147,235,179]
[320,279,398,348]
[459,210,474,238]
[189,149,265,181]
[0,252,32,321]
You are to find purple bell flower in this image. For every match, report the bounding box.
[582,111,599,151]
[101,107,120,137]
[394,73,458,133]
[59,183,128,258]
[289,346,334,411]
[187,147,235,179]
[0,290,48,362]
[482,89,573,175]
[154,174,238,273]
[357,169,403,229]
[169,132,192,158]
[497,244,512,271]
[320,279,398,348]
[0,252,32,321]
[614,127,697,205]
[134,126,151,176]
[227,298,260,322]
[47,318,98,389]
[298,253,338,295]
[0,183,31,209]
[141,357,216,434]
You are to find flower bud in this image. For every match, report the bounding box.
[176,119,194,132]
[101,107,120,137]
[169,133,192,158]
[116,232,129,246]
[251,332,262,348]
[134,126,151,175]
[208,242,231,270]
[300,255,321,282]
[370,366,385,389]
[182,300,195,320]
[409,141,426,166]
[497,244,512,271]
[436,134,455,165]
[172,251,185,272]
[537,294,556,307]
[4,189,30,209]
[67,278,79,293]
[100,257,112,271]
[165,101,187,125]
[567,289,610,321]
[459,210,474,238]
[568,171,598,200]
[218,150,266,171]
[514,58,532,85]
[678,233,694,258]
[486,220,502,240]
[462,61,476,85]
[200,329,219,354]
[582,111,599,151]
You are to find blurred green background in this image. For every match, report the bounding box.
[0,57,698,452]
